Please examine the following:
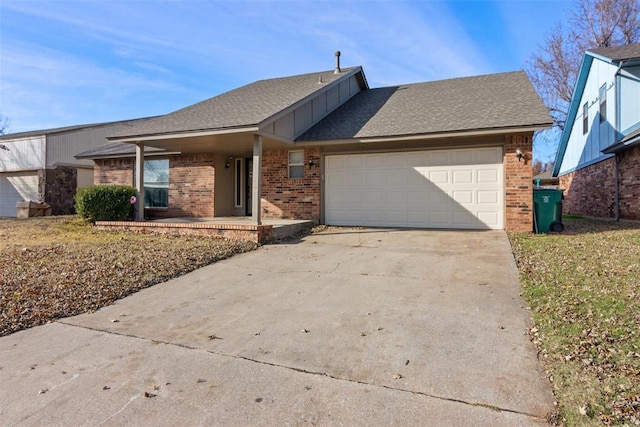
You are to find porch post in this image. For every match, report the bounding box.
[252,134,262,225]
[135,143,145,222]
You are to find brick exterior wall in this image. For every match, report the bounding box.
[94,158,135,186]
[504,133,534,232]
[559,158,616,218]
[162,153,215,218]
[94,154,215,219]
[559,145,640,220]
[90,136,539,231]
[618,146,640,220]
[261,148,321,220]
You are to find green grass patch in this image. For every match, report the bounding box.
[509,217,640,425]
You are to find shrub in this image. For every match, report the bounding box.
[75,185,136,222]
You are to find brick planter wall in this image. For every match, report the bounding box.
[261,148,321,220]
[504,134,533,232]
[559,146,640,220]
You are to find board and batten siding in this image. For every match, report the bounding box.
[559,59,617,175]
[619,65,640,134]
[267,74,362,140]
[46,123,140,168]
[0,136,46,172]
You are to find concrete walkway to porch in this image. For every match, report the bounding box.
[94,217,316,244]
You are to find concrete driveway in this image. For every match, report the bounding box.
[0,228,554,426]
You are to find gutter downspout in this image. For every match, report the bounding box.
[612,60,625,222]
[614,153,620,221]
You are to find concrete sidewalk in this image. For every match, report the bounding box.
[0,229,555,426]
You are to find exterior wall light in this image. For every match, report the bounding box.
[308,159,316,168]
[515,148,523,162]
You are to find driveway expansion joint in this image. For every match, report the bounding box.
[56,320,547,422]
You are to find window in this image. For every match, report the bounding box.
[599,84,607,122]
[288,151,304,178]
[234,158,243,208]
[144,159,169,208]
[583,102,589,135]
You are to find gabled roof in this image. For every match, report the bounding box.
[0,117,155,141]
[109,67,366,140]
[553,43,640,176]
[588,43,640,62]
[297,71,551,141]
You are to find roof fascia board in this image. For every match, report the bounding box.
[257,67,367,129]
[76,151,182,160]
[108,126,259,143]
[255,130,294,145]
[294,125,550,146]
[553,54,595,176]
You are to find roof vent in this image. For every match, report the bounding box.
[334,51,341,74]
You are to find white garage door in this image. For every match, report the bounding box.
[0,172,39,217]
[324,147,504,229]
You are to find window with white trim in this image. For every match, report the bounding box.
[599,84,607,122]
[288,151,304,178]
[234,158,243,208]
[582,102,589,135]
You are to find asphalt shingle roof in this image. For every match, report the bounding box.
[0,117,155,141]
[297,71,551,141]
[110,67,362,139]
[75,142,168,159]
[588,43,640,61]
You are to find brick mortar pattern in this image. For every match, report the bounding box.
[260,148,321,220]
[560,145,640,220]
[95,154,215,218]
[504,133,534,232]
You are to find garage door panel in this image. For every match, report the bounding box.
[452,170,473,184]
[452,190,473,204]
[453,211,475,227]
[384,154,406,167]
[477,147,502,163]
[477,190,499,204]
[428,170,449,184]
[478,169,499,183]
[0,172,39,217]
[325,148,503,229]
[429,151,450,166]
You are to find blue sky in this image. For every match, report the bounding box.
[1,0,571,162]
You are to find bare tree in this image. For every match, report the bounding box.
[527,0,640,132]
[0,115,8,135]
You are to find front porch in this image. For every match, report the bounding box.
[94,217,316,244]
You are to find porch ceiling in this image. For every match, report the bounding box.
[138,131,293,155]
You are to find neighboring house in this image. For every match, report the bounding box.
[553,43,640,220]
[0,118,152,217]
[533,170,559,187]
[77,61,551,232]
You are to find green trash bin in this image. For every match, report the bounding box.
[533,188,564,233]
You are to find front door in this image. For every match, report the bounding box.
[245,158,252,216]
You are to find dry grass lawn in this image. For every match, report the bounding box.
[509,217,640,426]
[0,216,257,337]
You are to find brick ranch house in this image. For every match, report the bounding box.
[553,43,640,220]
[77,59,551,232]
